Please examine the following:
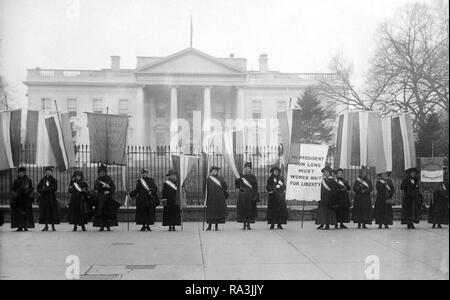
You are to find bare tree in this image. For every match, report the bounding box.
[370,2,449,129]
[317,53,389,112]
[0,76,9,111]
[319,1,449,130]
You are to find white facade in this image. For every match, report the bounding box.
[24,48,343,151]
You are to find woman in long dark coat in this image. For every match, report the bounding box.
[37,166,60,231]
[400,168,422,229]
[68,170,92,232]
[162,169,181,231]
[10,167,35,231]
[236,162,259,230]
[130,168,159,231]
[352,166,373,229]
[266,166,289,230]
[334,168,351,229]
[374,172,395,229]
[93,164,120,231]
[428,182,448,229]
[205,166,229,231]
[316,166,337,230]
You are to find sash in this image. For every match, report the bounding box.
[139,178,151,192]
[241,177,253,189]
[165,180,178,191]
[209,176,222,188]
[336,180,346,188]
[443,185,447,191]
[322,179,331,191]
[357,178,369,189]
[98,180,110,188]
[73,182,83,193]
[379,179,391,192]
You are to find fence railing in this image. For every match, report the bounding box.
[0,144,436,207]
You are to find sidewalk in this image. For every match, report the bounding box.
[0,221,448,280]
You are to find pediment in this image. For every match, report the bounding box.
[135,48,246,75]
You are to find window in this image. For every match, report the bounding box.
[119,99,128,115]
[41,98,52,111]
[214,103,225,119]
[277,100,287,112]
[326,100,336,119]
[252,101,262,119]
[155,100,168,118]
[93,98,103,114]
[67,98,77,118]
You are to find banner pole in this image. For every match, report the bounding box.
[301,200,305,229]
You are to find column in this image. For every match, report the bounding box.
[203,86,212,144]
[170,86,178,151]
[236,87,245,120]
[135,85,145,145]
[235,86,246,133]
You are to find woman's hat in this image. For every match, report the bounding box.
[209,166,221,173]
[321,166,332,173]
[44,166,54,172]
[270,166,281,173]
[73,170,83,177]
[18,167,26,173]
[244,162,253,169]
[141,168,149,174]
[98,163,107,173]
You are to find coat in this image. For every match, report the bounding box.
[235,174,259,223]
[10,176,35,229]
[68,180,93,226]
[334,178,351,223]
[266,175,289,224]
[162,179,181,226]
[93,175,120,228]
[374,179,395,225]
[352,176,373,224]
[400,177,422,224]
[130,177,159,225]
[206,175,229,224]
[37,176,60,225]
[428,184,449,225]
[315,177,337,225]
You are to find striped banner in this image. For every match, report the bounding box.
[9,109,22,166]
[24,110,40,164]
[278,109,302,166]
[172,154,198,208]
[0,111,14,171]
[336,111,416,175]
[35,111,57,168]
[380,116,393,173]
[222,130,244,178]
[335,111,384,169]
[45,113,76,171]
[391,113,416,177]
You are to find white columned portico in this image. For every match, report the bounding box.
[170,86,178,151]
[135,85,146,145]
[203,86,212,144]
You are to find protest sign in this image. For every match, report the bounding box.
[286,144,329,201]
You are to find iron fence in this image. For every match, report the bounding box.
[0,144,437,207]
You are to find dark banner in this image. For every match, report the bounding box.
[87,113,128,165]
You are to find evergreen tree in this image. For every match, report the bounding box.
[296,88,333,144]
[416,113,441,157]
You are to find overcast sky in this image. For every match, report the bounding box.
[0,0,432,107]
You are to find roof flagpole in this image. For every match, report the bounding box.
[190,10,193,48]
